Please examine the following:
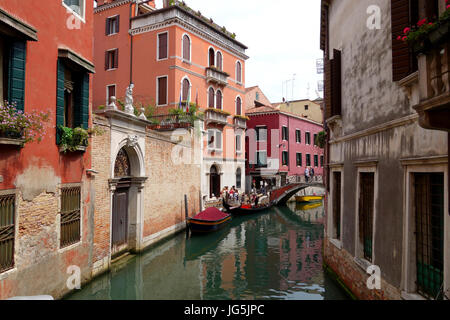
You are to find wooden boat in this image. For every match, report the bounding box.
[188,207,231,233]
[223,201,272,215]
[295,195,323,203]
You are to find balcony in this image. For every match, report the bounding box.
[205,108,229,126]
[233,115,248,129]
[205,67,229,86]
[413,25,450,131]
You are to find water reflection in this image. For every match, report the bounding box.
[67,199,348,300]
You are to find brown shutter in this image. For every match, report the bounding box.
[116,15,120,33]
[105,51,109,70]
[216,90,222,109]
[182,78,189,101]
[114,49,119,68]
[158,33,167,59]
[158,77,167,105]
[216,52,222,70]
[183,35,190,61]
[324,57,332,120]
[391,0,414,81]
[208,88,215,108]
[105,17,110,35]
[331,49,341,116]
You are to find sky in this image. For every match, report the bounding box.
[155,0,324,104]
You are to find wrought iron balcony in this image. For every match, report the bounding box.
[205,67,229,86]
[205,108,229,125]
[413,32,450,131]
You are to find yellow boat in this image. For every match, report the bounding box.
[296,201,323,211]
[295,195,323,203]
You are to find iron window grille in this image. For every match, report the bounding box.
[0,194,15,273]
[414,173,444,300]
[60,186,81,248]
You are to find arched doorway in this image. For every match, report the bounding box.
[112,147,132,255]
[210,165,220,198]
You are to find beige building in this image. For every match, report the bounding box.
[244,86,271,111]
[273,99,323,124]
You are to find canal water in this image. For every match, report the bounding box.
[67,200,349,300]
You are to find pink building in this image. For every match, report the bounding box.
[245,105,324,189]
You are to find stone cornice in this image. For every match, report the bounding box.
[94,0,134,13]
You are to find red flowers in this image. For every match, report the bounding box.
[417,18,427,27]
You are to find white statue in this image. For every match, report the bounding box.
[107,96,117,110]
[124,83,135,115]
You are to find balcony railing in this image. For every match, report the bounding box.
[204,108,229,125]
[147,114,195,131]
[413,29,450,131]
[205,67,229,86]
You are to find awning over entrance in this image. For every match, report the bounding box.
[0,8,38,41]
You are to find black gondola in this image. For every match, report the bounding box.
[223,200,273,215]
[188,207,232,233]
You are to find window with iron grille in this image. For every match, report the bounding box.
[0,193,15,273]
[60,186,81,248]
[306,154,311,167]
[333,172,341,240]
[414,173,444,300]
[314,155,319,167]
[282,126,289,141]
[358,172,374,262]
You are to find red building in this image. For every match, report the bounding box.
[245,105,324,189]
[0,0,95,299]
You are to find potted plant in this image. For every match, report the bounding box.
[0,101,49,146]
[58,125,89,153]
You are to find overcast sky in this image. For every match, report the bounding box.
[155,0,324,103]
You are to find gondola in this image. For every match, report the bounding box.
[223,200,272,215]
[188,207,232,233]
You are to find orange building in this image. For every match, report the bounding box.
[94,0,249,198]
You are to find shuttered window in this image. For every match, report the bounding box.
[216,51,222,70]
[333,172,341,240]
[208,48,215,67]
[296,153,302,167]
[0,193,15,273]
[6,41,27,112]
[282,151,289,166]
[282,126,288,141]
[235,134,241,152]
[158,32,168,60]
[236,61,242,83]
[314,155,319,167]
[324,49,342,120]
[208,87,215,108]
[157,76,167,105]
[105,49,118,70]
[60,186,81,248]
[296,130,301,143]
[182,34,190,61]
[216,90,222,109]
[236,96,242,115]
[105,15,119,35]
[391,0,419,81]
[306,154,311,167]
[182,78,190,101]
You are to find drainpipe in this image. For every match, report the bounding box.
[130,2,135,85]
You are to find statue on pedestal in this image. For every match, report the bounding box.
[124,83,135,115]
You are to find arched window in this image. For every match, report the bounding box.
[182,78,190,101]
[216,90,222,110]
[216,51,222,71]
[208,87,215,108]
[182,34,191,61]
[236,96,242,115]
[208,47,215,67]
[114,148,131,178]
[236,61,242,83]
[236,168,242,189]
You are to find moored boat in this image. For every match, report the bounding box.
[295,195,323,203]
[223,201,272,215]
[188,207,232,233]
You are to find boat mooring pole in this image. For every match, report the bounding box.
[185,194,189,237]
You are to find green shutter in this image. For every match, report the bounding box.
[8,41,27,111]
[56,59,65,144]
[74,73,89,130]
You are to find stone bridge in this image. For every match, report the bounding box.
[270,182,324,206]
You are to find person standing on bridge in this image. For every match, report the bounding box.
[305,167,310,183]
[310,167,315,182]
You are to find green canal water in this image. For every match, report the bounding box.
[67,201,349,300]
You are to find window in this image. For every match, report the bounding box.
[208,87,215,108]
[236,134,241,152]
[216,90,222,110]
[306,154,311,167]
[208,47,215,67]
[332,171,342,240]
[236,96,242,115]
[256,126,267,142]
[282,151,289,166]
[182,78,190,102]
[0,193,15,273]
[314,134,317,146]
[358,172,375,262]
[216,51,222,71]
[282,126,288,141]
[182,34,190,61]
[236,168,242,189]
[207,129,222,151]
[60,186,81,248]
[305,132,311,145]
[63,0,85,18]
[320,155,324,167]
[255,92,260,101]
[305,104,309,110]
[106,15,119,35]
[314,155,319,167]
[296,130,301,143]
[105,49,118,70]
[296,153,302,167]
[157,32,168,60]
[107,84,116,105]
[414,173,444,299]
[236,61,242,83]
[157,76,168,106]
[256,151,267,168]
